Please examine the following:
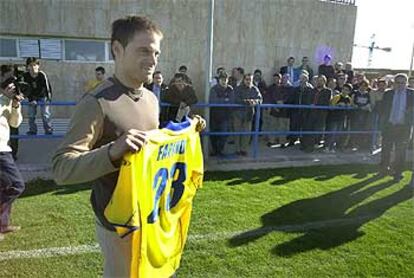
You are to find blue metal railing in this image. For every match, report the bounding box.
[13,101,379,159]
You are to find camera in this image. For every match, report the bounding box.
[1,76,29,99]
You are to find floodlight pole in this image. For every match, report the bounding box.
[409,40,414,77]
[203,0,214,160]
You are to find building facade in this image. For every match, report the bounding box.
[0,0,357,116]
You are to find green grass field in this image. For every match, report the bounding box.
[0,164,413,277]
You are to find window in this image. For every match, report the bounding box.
[40,39,62,59]
[19,39,40,58]
[64,40,105,61]
[0,38,18,58]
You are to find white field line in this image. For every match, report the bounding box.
[0,215,370,261]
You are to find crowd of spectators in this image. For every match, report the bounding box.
[2,57,413,163]
[140,57,413,161]
[200,55,414,157]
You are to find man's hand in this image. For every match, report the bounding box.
[109,129,148,162]
[192,115,206,132]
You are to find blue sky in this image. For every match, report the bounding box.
[352,0,414,70]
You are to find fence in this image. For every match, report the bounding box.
[12,101,380,160]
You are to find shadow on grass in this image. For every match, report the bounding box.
[228,173,413,256]
[20,179,90,198]
[205,164,377,186]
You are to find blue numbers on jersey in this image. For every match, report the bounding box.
[147,162,187,224]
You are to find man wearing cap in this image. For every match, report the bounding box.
[209,71,234,156]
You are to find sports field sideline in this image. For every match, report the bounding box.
[0,164,413,277]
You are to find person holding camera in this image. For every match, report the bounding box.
[22,57,53,135]
[1,65,23,159]
[0,71,25,241]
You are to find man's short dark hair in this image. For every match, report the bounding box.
[218,71,228,79]
[243,73,253,79]
[111,15,163,59]
[254,69,262,75]
[153,70,162,77]
[179,65,187,72]
[273,72,282,78]
[173,73,187,82]
[26,57,40,66]
[216,67,225,75]
[95,66,105,74]
[0,64,13,76]
[237,67,245,75]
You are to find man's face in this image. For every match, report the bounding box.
[113,31,161,85]
[408,78,414,88]
[153,73,163,85]
[236,70,243,80]
[254,72,261,81]
[28,63,39,76]
[327,79,336,90]
[95,71,105,81]
[394,77,407,91]
[174,77,186,91]
[231,68,237,77]
[335,63,343,71]
[377,81,386,91]
[337,75,346,85]
[287,58,295,66]
[324,57,331,65]
[342,87,351,96]
[302,57,309,65]
[317,77,326,87]
[273,76,280,84]
[218,77,228,87]
[243,75,253,87]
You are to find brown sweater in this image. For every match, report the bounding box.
[52,77,159,230]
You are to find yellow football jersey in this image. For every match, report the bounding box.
[104,118,204,278]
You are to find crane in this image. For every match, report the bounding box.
[353,34,392,67]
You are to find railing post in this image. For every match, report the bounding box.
[252,104,261,159]
[371,112,379,152]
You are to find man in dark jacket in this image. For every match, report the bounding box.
[209,71,234,156]
[318,55,335,80]
[288,71,313,147]
[22,57,53,135]
[161,73,198,123]
[379,73,414,180]
[301,75,332,152]
[280,56,297,84]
